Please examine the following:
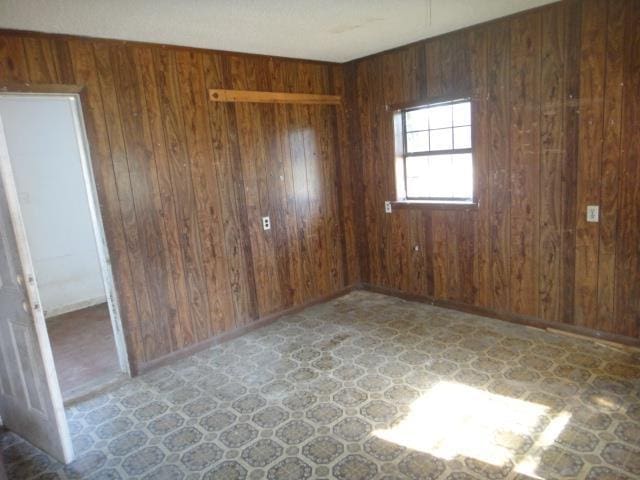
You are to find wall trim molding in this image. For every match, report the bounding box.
[138,280,639,375]
[361,283,640,349]
[209,89,341,105]
[136,284,362,374]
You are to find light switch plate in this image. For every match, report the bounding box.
[385,201,392,213]
[262,216,271,230]
[586,205,599,223]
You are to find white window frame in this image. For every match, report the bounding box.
[393,98,476,206]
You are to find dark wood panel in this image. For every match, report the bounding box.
[112,44,177,360]
[256,57,296,307]
[330,64,361,287]
[269,59,305,307]
[596,0,625,331]
[136,46,194,351]
[509,12,541,317]
[487,21,511,312]
[559,0,582,327]
[539,3,565,323]
[341,62,369,284]
[298,63,334,298]
[22,37,59,83]
[231,56,283,315]
[574,0,607,329]
[615,0,640,338]
[284,70,317,301]
[151,47,205,348]
[0,36,29,81]
[203,53,259,325]
[356,58,383,287]
[175,50,235,337]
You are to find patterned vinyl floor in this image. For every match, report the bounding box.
[1,291,639,479]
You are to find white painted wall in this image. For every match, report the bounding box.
[0,95,106,317]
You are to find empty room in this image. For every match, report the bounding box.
[0,0,638,479]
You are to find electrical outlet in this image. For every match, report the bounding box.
[262,216,271,230]
[586,205,599,223]
[385,201,392,213]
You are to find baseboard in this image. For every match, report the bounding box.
[63,372,128,407]
[45,296,108,319]
[136,284,361,374]
[362,283,640,349]
[137,281,637,375]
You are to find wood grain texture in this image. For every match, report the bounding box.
[615,0,640,338]
[487,21,511,312]
[559,0,582,326]
[539,3,565,323]
[509,12,541,317]
[0,31,354,372]
[330,64,361,286]
[596,0,625,332]
[574,0,607,329]
[349,0,640,340]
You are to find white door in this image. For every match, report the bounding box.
[0,114,74,464]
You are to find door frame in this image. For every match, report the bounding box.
[0,83,131,377]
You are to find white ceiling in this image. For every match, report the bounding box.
[0,0,557,62]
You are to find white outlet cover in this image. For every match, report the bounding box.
[385,201,392,213]
[262,216,271,230]
[586,205,599,223]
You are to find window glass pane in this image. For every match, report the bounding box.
[450,153,473,199]
[406,131,429,153]
[429,156,456,198]
[454,126,472,149]
[405,178,423,198]
[405,153,473,200]
[429,128,453,151]
[406,156,432,198]
[427,104,452,129]
[405,108,428,131]
[453,102,471,126]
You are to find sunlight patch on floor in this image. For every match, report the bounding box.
[514,411,572,478]
[373,381,570,475]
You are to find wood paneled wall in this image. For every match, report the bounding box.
[0,0,638,372]
[0,32,359,371]
[348,0,640,341]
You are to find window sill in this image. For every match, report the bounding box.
[391,200,479,211]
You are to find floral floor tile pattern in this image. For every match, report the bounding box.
[1,291,639,479]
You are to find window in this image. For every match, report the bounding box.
[394,98,474,205]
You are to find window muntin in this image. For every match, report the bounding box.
[399,99,473,203]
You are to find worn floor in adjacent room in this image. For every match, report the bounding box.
[1,291,639,479]
[46,303,121,401]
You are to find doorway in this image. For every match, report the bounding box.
[0,92,129,403]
